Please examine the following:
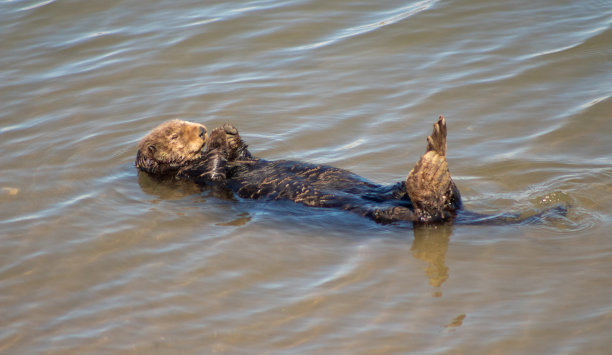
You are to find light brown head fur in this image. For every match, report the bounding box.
[135,120,207,175]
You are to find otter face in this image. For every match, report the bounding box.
[135,120,207,175]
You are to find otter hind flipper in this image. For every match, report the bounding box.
[406,116,459,223]
[426,115,447,156]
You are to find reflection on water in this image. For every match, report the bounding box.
[1,0,611,353]
[137,172,204,200]
[412,224,451,290]
[444,313,466,329]
[216,213,252,227]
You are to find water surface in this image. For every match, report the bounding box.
[1,0,611,353]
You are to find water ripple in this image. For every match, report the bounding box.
[295,0,438,50]
[17,0,56,12]
[1,0,611,353]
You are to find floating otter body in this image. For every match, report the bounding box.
[135,117,562,225]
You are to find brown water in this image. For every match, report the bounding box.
[1,0,611,353]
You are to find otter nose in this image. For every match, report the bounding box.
[199,126,207,138]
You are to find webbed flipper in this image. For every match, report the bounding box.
[406,116,461,223]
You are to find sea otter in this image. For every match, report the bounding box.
[135,117,563,225]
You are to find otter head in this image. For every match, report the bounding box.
[135,119,208,175]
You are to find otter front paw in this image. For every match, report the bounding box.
[220,123,253,161]
[222,123,242,151]
[222,123,238,136]
[207,127,229,150]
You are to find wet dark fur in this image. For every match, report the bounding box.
[175,119,461,224]
[137,118,566,225]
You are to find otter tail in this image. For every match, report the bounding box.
[456,204,569,225]
[406,116,461,223]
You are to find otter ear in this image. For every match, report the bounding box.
[135,149,158,173]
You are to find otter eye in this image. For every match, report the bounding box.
[170,134,179,140]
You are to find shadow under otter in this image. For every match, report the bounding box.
[135,116,566,226]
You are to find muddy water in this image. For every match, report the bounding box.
[1,0,611,353]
